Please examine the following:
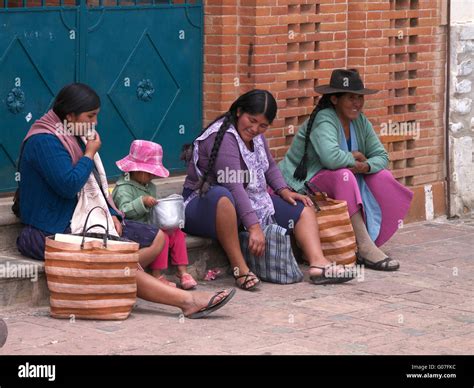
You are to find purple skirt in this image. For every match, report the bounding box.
[309,168,413,247]
[16,220,158,261]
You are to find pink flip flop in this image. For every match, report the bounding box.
[178,273,197,290]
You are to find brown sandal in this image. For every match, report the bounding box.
[356,254,400,271]
[309,265,355,285]
[234,271,260,291]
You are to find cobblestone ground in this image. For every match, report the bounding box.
[1,218,473,355]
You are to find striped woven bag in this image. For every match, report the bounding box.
[239,223,304,284]
[305,182,357,265]
[44,207,139,320]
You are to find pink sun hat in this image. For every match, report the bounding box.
[116,140,169,178]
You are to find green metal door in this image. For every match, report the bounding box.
[0,0,202,192]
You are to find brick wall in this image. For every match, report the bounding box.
[203,0,448,221]
[2,0,448,219]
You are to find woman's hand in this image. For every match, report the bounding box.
[84,131,101,159]
[142,196,158,208]
[351,151,367,162]
[279,188,314,207]
[248,223,265,257]
[349,161,370,174]
[112,216,123,236]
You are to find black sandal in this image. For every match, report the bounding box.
[234,272,260,291]
[309,265,355,285]
[356,255,400,271]
[186,288,236,319]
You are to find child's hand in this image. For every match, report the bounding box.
[112,216,123,236]
[142,196,158,208]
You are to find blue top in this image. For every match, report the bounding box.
[19,134,117,235]
[339,123,382,241]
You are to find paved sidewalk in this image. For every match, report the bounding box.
[1,218,473,355]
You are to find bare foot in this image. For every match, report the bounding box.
[234,271,260,290]
[181,289,234,317]
[176,272,197,290]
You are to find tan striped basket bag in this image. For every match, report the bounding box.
[304,181,357,265]
[45,206,140,320]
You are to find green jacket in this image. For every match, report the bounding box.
[279,107,389,193]
[112,175,157,224]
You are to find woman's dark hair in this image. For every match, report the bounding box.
[52,83,101,121]
[181,89,277,195]
[293,92,344,181]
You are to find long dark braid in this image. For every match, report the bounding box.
[180,113,228,164]
[183,89,277,195]
[293,93,342,181]
[196,111,235,194]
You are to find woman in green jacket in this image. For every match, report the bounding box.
[279,69,413,271]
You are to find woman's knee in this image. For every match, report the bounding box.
[300,205,313,217]
[333,168,357,183]
[216,195,236,214]
[212,186,235,210]
[371,168,393,181]
[17,227,46,261]
[298,205,316,224]
[313,168,357,186]
[211,186,235,207]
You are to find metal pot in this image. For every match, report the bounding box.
[150,194,185,230]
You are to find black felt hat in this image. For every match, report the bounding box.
[314,69,378,95]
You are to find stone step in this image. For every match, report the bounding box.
[0,197,22,253]
[0,175,230,308]
[0,251,49,307]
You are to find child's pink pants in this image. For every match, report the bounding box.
[149,228,189,270]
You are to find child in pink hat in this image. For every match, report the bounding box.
[112,140,197,290]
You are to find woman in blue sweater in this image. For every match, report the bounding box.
[15,83,234,319]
